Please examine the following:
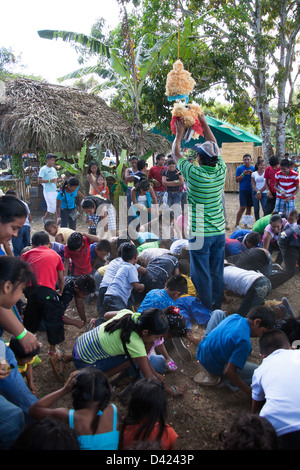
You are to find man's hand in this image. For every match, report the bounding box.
[174,119,186,138]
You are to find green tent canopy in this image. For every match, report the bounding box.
[151,116,262,149]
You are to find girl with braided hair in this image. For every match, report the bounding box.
[83,308,188,398]
[148,306,187,374]
[29,368,119,450]
[72,308,169,381]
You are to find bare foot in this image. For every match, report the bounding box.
[63,316,85,329]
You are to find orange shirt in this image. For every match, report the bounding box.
[92,185,110,199]
[121,422,178,450]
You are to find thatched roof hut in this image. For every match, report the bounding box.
[0,78,171,157]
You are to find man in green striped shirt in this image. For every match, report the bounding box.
[172,116,227,311]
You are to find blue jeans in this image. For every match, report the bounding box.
[0,395,24,449]
[60,208,77,230]
[166,192,182,218]
[149,354,168,374]
[72,348,129,372]
[189,234,225,311]
[12,225,31,256]
[237,277,271,317]
[252,191,267,221]
[0,340,37,424]
[102,294,128,313]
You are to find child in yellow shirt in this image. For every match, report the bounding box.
[178,259,197,297]
[9,337,41,396]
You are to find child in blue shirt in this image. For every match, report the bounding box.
[56,177,84,230]
[195,305,276,396]
[235,154,255,228]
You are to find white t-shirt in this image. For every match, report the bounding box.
[38,165,58,192]
[251,349,300,436]
[137,248,171,266]
[100,257,124,288]
[170,239,189,254]
[21,200,31,226]
[105,262,139,302]
[223,265,264,295]
[251,171,267,192]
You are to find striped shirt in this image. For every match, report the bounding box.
[74,309,147,364]
[178,157,227,236]
[275,170,299,199]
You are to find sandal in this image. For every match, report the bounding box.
[194,371,221,386]
[48,349,65,383]
[171,338,192,361]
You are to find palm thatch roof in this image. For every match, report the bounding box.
[0,78,171,157]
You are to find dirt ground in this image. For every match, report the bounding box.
[7,192,300,451]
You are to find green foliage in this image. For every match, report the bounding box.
[0,47,43,82]
[88,144,106,169]
[11,155,23,178]
[38,0,299,158]
[0,47,17,80]
[56,142,88,188]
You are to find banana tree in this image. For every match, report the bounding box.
[38,19,192,154]
[56,142,87,191]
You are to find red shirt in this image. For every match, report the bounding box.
[264,166,278,193]
[64,236,92,276]
[275,169,299,199]
[21,246,64,290]
[148,165,166,192]
[121,422,178,450]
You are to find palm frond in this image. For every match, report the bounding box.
[38,30,111,58]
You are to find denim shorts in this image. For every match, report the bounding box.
[239,190,253,207]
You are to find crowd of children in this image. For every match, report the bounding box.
[0,141,300,451]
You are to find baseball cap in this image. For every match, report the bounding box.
[193,141,219,158]
[46,153,58,159]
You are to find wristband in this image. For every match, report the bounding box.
[241,173,244,177]
[49,179,51,183]
[257,190,260,194]
[175,180,178,183]
[16,328,28,340]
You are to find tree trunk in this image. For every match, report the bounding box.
[274,0,300,158]
[252,0,274,163]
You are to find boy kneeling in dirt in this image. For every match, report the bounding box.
[193,305,276,396]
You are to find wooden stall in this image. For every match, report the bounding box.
[221,142,264,192]
[0,178,26,199]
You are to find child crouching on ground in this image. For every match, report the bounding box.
[64,232,100,276]
[8,337,40,396]
[102,242,145,313]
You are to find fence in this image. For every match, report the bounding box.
[221,142,264,192]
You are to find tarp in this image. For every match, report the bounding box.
[151,115,262,149]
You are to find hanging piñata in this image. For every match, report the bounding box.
[165,59,204,142]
